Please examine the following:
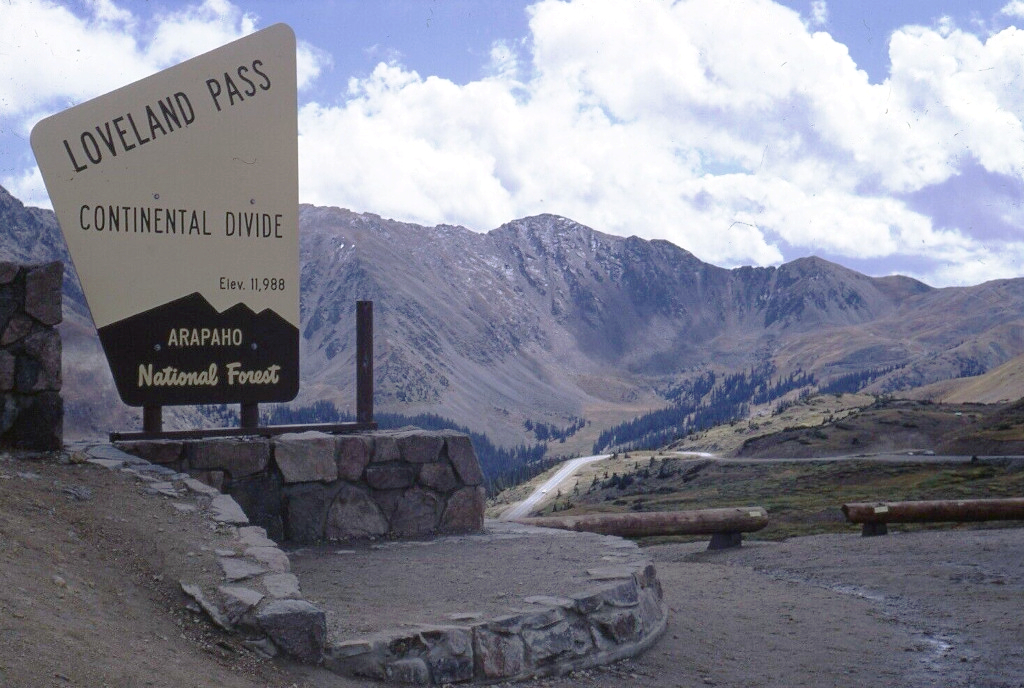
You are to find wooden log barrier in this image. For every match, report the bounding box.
[842,498,1024,537]
[513,507,768,550]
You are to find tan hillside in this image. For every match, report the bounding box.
[903,352,1024,404]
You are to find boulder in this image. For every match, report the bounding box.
[273,431,338,483]
[337,436,372,480]
[186,438,270,479]
[324,484,388,540]
[256,599,326,663]
[24,262,62,326]
[442,486,485,533]
[444,434,483,486]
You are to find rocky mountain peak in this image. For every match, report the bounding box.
[1,187,1022,447]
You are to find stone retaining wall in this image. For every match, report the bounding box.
[81,444,328,663]
[0,262,62,450]
[97,440,668,684]
[325,524,668,684]
[115,429,486,543]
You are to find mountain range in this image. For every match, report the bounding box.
[2,184,1023,448]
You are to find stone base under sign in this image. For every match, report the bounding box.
[0,262,63,451]
[114,429,485,542]
[98,437,667,684]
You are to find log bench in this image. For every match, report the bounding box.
[842,498,1024,536]
[512,507,769,550]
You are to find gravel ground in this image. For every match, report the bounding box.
[495,528,1024,688]
[3,451,1022,688]
[288,525,627,641]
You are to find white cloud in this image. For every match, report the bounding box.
[293,0,1024,285]
[2,0,330,208]
[4,0,1024,286]
[1001,1,1024,19]
[810,0,828,27]
[1,167,49,209]
[297,41,332,91]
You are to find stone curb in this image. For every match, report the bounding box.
[83,444,667,683]
[323,521,668,685]
[81,444,327,663]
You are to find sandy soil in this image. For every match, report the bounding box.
[3,450,1022,688]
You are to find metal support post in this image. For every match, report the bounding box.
[357,300,374,424]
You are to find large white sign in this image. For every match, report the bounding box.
[32,24,299,407]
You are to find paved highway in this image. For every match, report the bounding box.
[674,450,1003,464]
[500,454,610,520]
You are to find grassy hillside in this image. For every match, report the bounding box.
[492,394,1024,539]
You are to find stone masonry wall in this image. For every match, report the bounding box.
[115,429,486,543]
[0,262,62,450]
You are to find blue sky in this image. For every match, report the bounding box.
[3,0,1024,287]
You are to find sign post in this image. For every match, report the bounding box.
[32,24,301,426]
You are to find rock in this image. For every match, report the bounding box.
[0,351,14,389]
[370,434,400,463]
[227,473,282,540]
[441,485,485,533]
[186,438,270,479]
[182,477,220,497]
[217,585,264,626]
[24,262,62,326]
[145,480,180,498]
[4,392,61,451]
[0,314,31,346]
[219,557,267,582]
[596,579,640,608]
[585,564,636,580]
[522,620,574,664]
[384,657,430,684]
[209,494,249,525]
[87,457,125,470]
[591,607,643,644]
[324,639,386,679]
[336,436,371,480]
[132,463,177,478]
[188,470,225,491]
[180,582,231,630]
[489,607,564,635]
[113,440,183,466]
[273,432,338,483]
[237,525,276,548]
[0,263,18,284]
[283,482,340,543]
[365,463,417,490]
[637,586,665,633]
[324,484,388,540]
[61,485,92,501]
[243,636,279,658]
[474,628,526,680]
[21,330,61,391]
[418,461,458,493]
[245,546,290,573]
[255,599,326,663]
[87,445,150,465]
[390,487,441,538]
[395,431,444,464]
[262,572,302,599]
[421,626,474,683]
[444,434,483,486]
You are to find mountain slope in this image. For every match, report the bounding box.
[2,185,1023,448]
